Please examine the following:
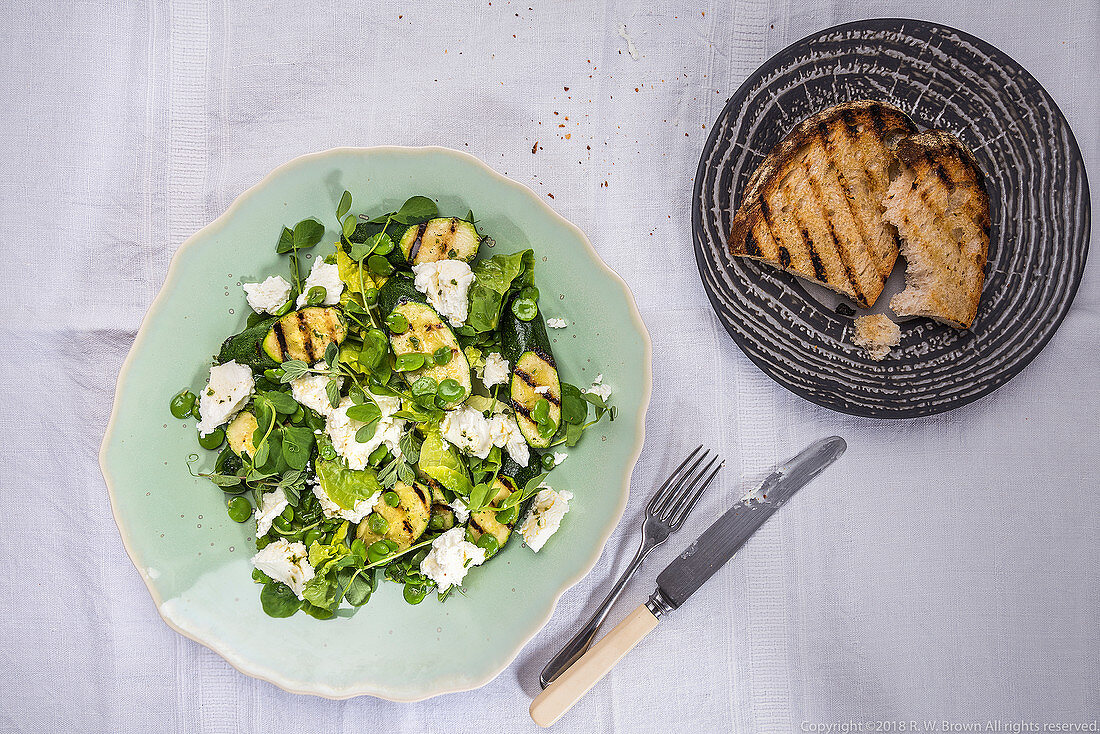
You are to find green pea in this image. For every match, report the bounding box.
[374,235,394,256]
[367,254,394,276]
[281,505,294,522]
[273,515,293,533]
[386,312,409,334]
[362,287,379,306]
[226,497,252,523]
[476,533,500,556]
[495,505,518,525]
[170,390,196,419]
[520,285,540,302]
[274,300,296,317]
[541,452,556,471]
[367,512,389,535]
[290,406,305,424]
[433,346,453,365]
[394,353,426,372]
[512,297,538,321]
[531,398,551,423]
[306,285,327,305]
[320,444,338,461]
[383,491,401,508]
[263,368,285,382]
[198,427,225,451]
[437,378,466,403]
[403,583,428,605]
[303,528,324,547]
[366,540,391,564]
[429,513,448,531]
[368,445,389,465]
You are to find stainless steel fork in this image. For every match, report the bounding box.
[538,446,723,688]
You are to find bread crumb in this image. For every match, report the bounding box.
[852,314,900,360]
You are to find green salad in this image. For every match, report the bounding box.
[170,191,614,619]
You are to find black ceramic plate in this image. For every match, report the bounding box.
[693,19,1090,418]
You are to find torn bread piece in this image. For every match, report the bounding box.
[883,130,990,329]
[728,100,918,308]
[852,314,901,360]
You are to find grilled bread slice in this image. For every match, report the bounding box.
[729,101,917,308]
[884,131,990,329]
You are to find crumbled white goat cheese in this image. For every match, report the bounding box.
[411,259,475,327]
[419,527,486,591]
[481,352,510,388]
[251,539,315,600]
[289,364,342,417]
[296,258,345,307]
[520,488,573,552]
[545,318,568,329]
[440,404,493,459]
[242,275,291,314]
[488,411,530,466]
[255,488,289,537]
[196,361,254,437]
[583,373,613,402]
[325,393,404,470]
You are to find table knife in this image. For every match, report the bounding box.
[529,436,846,727]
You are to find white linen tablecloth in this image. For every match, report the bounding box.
[1,1,1096,732]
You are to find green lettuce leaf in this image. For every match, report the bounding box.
[316,459,382,510]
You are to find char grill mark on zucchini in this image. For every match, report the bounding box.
[261,307,347,364]
[377,278,472,406]
[398,218,480,264]
[501,306,562,448]
[355,480,430,551]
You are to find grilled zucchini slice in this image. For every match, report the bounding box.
[377,278,471,406]
[225,411,258,457]
[501,304,561,448]
[218,317,278,369]
[355,480,431,551]
[398,218,480,264]
[261,307,347,363]
[467,476,518,547]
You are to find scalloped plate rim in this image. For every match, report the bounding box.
[99,145,653,700]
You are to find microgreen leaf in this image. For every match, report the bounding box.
[293,218,326,250]
[341,215,357,239]
[393,195,438,224]
[325,379,341,408]
[279,360,310,383]
[337,190,353,220]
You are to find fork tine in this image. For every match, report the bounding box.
[668,460,723,530]
[659,454,719,522]
[647,445,704,514]
[652,449,711,518]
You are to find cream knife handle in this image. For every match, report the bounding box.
[530,604,659,727]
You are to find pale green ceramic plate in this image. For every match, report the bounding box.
[100,147,651,700]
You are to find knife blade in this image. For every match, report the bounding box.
[652,435,846,612]
[530,435,846,727]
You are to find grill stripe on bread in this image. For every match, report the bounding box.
[728,101,918,308]
[884,130,990,329]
